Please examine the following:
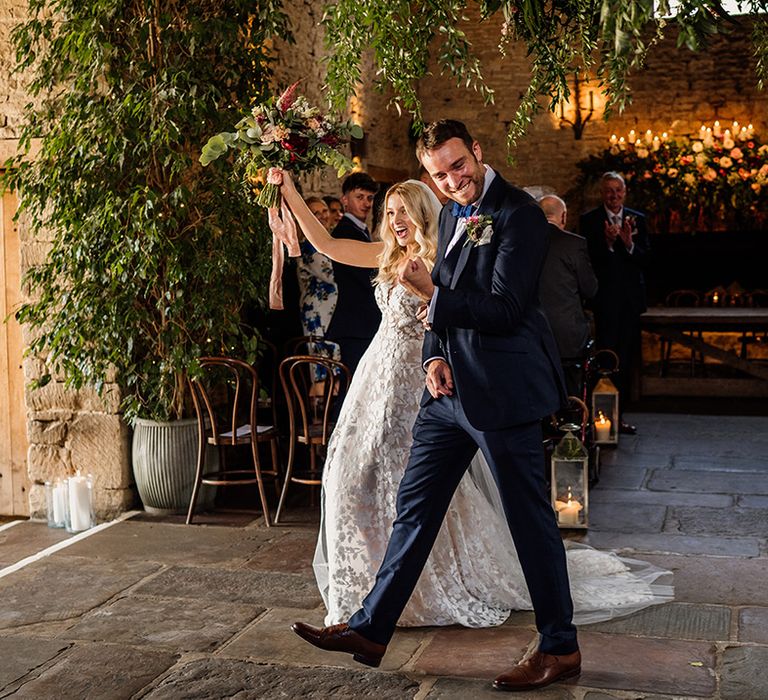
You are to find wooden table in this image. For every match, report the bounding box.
[640,307,768,396]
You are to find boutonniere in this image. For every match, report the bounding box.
[464,214,494,247]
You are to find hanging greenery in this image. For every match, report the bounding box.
[321,1,768,150]
[2,0,290,422]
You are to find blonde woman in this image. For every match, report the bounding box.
[272,168,671,630]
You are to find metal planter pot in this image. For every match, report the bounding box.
[131,418,216,515]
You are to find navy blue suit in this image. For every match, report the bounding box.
[326,215,380,375]
[348,172,577,656]
[579,206,650,399]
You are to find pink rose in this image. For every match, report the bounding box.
[730,147,743,160]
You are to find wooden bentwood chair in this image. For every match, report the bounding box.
[186,356,281,526]
[275,354,351,524]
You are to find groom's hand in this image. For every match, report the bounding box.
[398,257,434,301]
[425,359,453,398]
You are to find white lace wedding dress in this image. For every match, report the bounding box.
[313,281,672,628]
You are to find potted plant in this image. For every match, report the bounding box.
[3,1,289,513]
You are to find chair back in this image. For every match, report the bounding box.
[283,335,339,357]
[188,357,260,446]
[704,286,727,307]
[279,355,351,445]
[665,289,700,307]
[747,289,768,308]
[253,338,279,429]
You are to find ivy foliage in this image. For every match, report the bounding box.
[3,0,290,423]
[321,1,768,150]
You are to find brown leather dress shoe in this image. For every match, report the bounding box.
[291,622,386,668]
[493,650,581,691]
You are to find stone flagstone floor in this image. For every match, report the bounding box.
[1,412,767,699]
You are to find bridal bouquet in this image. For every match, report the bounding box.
[200,82,363,208]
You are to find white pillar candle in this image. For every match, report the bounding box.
[53,480,68,525]
[557,499,582,526]
[68,472,92,532]
[595,416,612,442]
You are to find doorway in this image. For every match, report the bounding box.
[0,190,30,515]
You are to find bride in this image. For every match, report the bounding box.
[270,168,672,629]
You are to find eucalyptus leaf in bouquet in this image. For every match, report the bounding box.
[201,82,363,208]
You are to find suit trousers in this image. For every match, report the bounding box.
[348,393,578,655]
[595,311,641,402]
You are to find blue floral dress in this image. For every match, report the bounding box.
[296,240,340,378]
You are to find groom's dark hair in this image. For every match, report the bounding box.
[416,120,475,160]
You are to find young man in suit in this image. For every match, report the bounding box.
[538,194,598,396]
[293,120,580,692]
[579,172,650,434]
[325,172,381,375]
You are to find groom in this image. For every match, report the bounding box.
[293,120,580,692]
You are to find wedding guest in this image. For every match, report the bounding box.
[296,197,339,373]
[323,195,344,229]
[305,196,332,232]
[579,172,650,434]
[326,172,381,375]
[538,195,598,396]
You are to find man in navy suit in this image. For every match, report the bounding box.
[293,120,580,692]
[325,171,381,375]
[579,172,650,434]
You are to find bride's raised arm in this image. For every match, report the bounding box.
[269,168,382,269]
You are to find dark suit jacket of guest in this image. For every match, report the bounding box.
[579,206,650,322]
[539,223,598,359]
[325,215,381,343]
[423,172,566,431]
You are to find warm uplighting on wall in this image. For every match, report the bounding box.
[348,94,366,162]
[556,74,604,140]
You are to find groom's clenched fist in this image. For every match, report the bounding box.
[425,359,454,398]
[398,257,434,301]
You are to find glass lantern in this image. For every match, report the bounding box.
[592,373,619,446]
[45,479,69,529]
[551,424,589,529]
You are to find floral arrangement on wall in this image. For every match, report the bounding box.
[578,122,768,233]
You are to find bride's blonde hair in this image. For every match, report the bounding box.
[374,181,440,287]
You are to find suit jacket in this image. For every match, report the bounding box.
[579,206,650,322]
[539,223,598,359]
[423,172,566,431]
[325,216,381,342]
